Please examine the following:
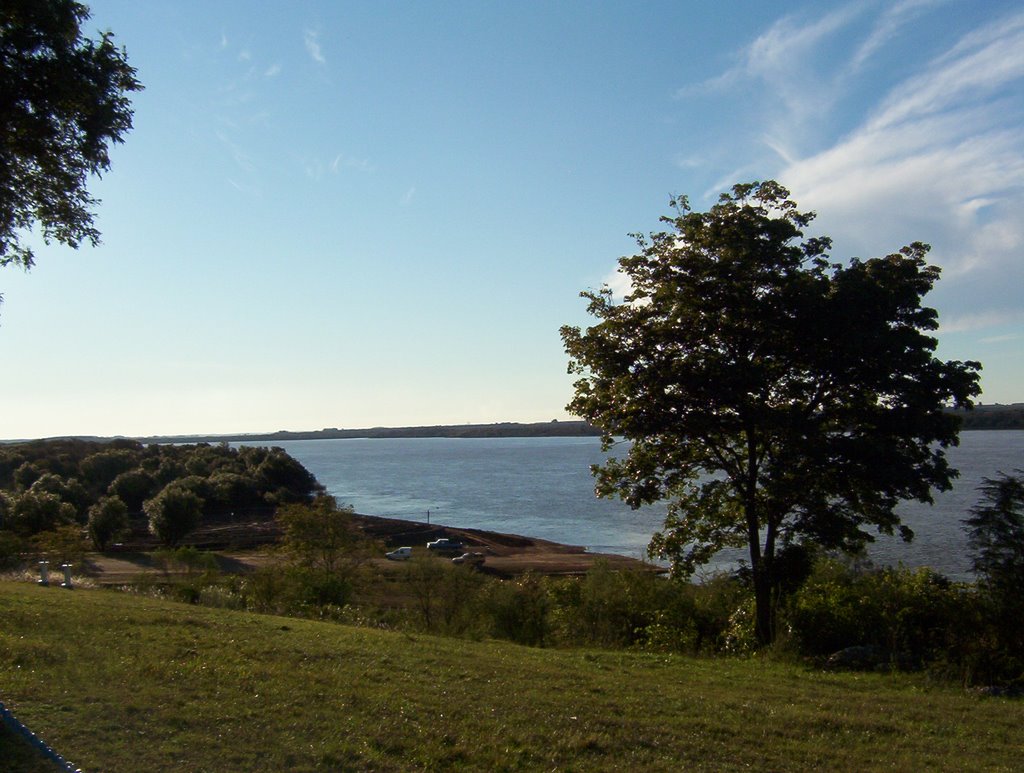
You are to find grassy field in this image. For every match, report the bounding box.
[0,580,1021,772]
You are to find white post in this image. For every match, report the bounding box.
[37,561,49,586]
[60,563,73,589]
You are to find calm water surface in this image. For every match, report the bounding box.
[253,431,1023,580]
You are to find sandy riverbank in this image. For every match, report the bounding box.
[83,511,662,583]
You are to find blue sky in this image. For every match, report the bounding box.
[2,0,1021,439]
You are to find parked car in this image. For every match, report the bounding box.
[451,552,485,566]
[385,546,413,560]
[426,538,463,552]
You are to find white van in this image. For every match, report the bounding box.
[385,546,413,561]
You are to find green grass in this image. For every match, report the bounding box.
[0,581,1021,772]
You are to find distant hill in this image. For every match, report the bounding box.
[7,406,1020,446]
[134,420,604,445]
[949,403,1024,430]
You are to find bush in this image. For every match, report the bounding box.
[144,485,203,546]
[239,565,351,617]
[88,495,130,550]
[785,558,961,667]
[6,490,76,536]
[0,529,26,571]
[475,572,551,646]
[32,524,89,567]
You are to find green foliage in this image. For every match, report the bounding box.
[242,565,351,616]
[262,498,375,616]
[205,470,262,512]
[959,472,1024,684]
[0,0,141,275]
[107,469,156,512]
[475,572,551,646]
[12,460,42,489]
[278,497,368,573]
[6,489,76,535]
[964,471,1024,593]
[785,558,962,666]
[148,546,220,603]
[0,439,323,540]
[400,556,485,633]
[79,448,138,493]
[29,472,90,520]
[31,523,88,565]
[0,529,26,570]
[87,494,129,550]
[144,484,203,546]
[561,180,981,644]
[256,448,324,504]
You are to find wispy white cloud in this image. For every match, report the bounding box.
[304,29,326,65]
[779,11,1024,322]
[331,154,374,174]
[682,4,864,156]
[941,310,1024,334]
[400,186,416,206]
[866,12,1024,133]
[264,63,281,78]
[685,4,1024,335]
[303,154,375,180]
[979,332,1022,344]
[851,0,952,71]
[671,3,1024,344]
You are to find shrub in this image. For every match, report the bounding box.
[0,529,26,571]
[785,557,961,666]
[32,524,89,567]
[6,490,76,536]
[88,495,130,550]
[144,485,203,546]
[475,572,551,646]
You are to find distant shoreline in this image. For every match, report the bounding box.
[4,404,1022,445]
[7,420,603,445]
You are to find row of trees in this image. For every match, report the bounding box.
[0,439,323,548]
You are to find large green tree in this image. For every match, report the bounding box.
[0,0,140,281]
[561,181,981,645]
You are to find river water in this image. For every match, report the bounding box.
[251,431,1023,581]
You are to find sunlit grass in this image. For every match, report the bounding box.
[0,581,1021,771]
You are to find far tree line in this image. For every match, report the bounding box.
[0,439,323,550]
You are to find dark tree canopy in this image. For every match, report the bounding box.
[0,439,324,544]
[0,0,141,274]
[144,484,203,547]
[561,181,981,644]
[964,471,1024,593]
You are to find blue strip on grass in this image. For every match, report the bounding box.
[0,699,82,772]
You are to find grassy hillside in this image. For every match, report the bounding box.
[0,581,1021,772]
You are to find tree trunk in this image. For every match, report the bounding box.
[752,562,774,646]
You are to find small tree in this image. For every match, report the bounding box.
[562,181,981,645]
[277,497,367,577]
[964,471,1024,593]
[964,470,1024,673]
[144,485,203,547]
[87,494,129,550]
[274,498,367,610]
